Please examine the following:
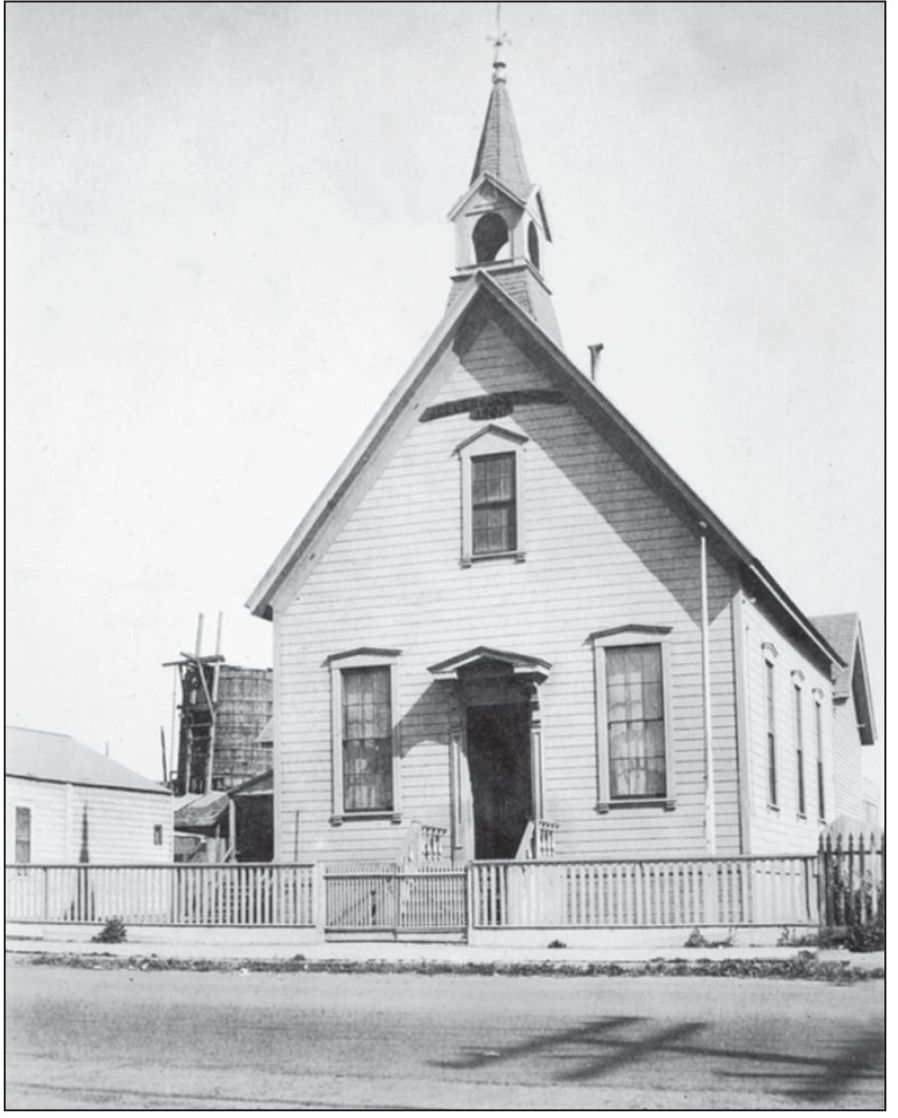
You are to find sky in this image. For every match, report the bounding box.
[7,2,883,790]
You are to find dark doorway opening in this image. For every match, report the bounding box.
[466,702,532,859]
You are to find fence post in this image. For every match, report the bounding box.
[312,863,326,935]
[880,832,885,924]
[465,864,475,939]
[816,836,826,932]
[858,836,867,925]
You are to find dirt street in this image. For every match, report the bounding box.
[6,958,884,1109]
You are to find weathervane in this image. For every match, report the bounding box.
[488,1,511,73]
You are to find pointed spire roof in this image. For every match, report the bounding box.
[470,60,531,199]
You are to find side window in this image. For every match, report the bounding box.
[342,667,394,812]
[153,824,164,846]
[764,651,778,807]
[328,649,401,823]
[591,626,675,812]
[792,674,806,817]
[15,806,32,864]
[814,692,826,821]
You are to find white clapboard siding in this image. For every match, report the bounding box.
[830,691,865,824]
[739,596,835,854]
[5,776,173,864]
[275,314,743,863]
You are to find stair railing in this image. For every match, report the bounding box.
[515,819,559,861]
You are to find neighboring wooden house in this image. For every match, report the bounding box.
[246,55,876,868]
[5,726,173,863]
[808,614,878,830]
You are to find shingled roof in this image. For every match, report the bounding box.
[5,726,170,795]
[810,614,859,699]
[809,614,877,744]
[470,66,531,199]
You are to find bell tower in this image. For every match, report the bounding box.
[447,29,560,343]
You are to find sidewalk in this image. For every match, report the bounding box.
[5,929,884,973]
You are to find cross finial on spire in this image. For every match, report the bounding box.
[487,2,511,82]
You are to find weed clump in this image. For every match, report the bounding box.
[91,916,127,944]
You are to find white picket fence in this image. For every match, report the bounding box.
[470,855,818,929]
[7,850,850,933]
[5,863,318,926]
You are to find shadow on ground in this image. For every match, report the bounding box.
[432,1015,884,1104]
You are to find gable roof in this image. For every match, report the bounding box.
[246,269,843,672]
[810,614,877,743]
[429,646,552,682]
[5,726,170,796]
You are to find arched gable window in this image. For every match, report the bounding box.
[473,212,509,263]
[527,221,540,269]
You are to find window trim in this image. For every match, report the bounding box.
[763,644,779,810]
[456,425,528,566]
[590,626,675,813]
[327,648,402,825]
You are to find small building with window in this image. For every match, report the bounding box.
[5,726,173,864]
[246,55,876,868]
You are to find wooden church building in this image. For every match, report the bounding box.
[247,52,876,868]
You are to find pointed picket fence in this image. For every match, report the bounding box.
[470,854,818,929]
[5,863,318,927]
[817,832,884,929]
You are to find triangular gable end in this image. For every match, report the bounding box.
[447,172,528,222]
[247,270,843,673]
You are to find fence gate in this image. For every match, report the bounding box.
[324,866,467,936]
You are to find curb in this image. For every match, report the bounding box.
[8,947,884,983]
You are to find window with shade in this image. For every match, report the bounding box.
[605,645,667,799]
[471,453,517,556]
[341,667,394,812]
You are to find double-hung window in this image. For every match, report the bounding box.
[342,667,393,811]
[471,453,516,556]
[328,649,401,823]
[814,692,826,821]
[591,626,675,812]
[15,806,31,864]
[793,679,806,817]
[456,425,527,565]
[764,653,778,807]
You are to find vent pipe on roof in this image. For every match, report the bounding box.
[588,343,604,382]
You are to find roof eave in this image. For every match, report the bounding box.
[248,267,846,671]
[245,277,487,619]
[472,271,845,670]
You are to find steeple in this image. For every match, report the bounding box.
[447,33,560,343]
[470,53,531,200]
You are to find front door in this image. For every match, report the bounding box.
[466,702,532,859]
